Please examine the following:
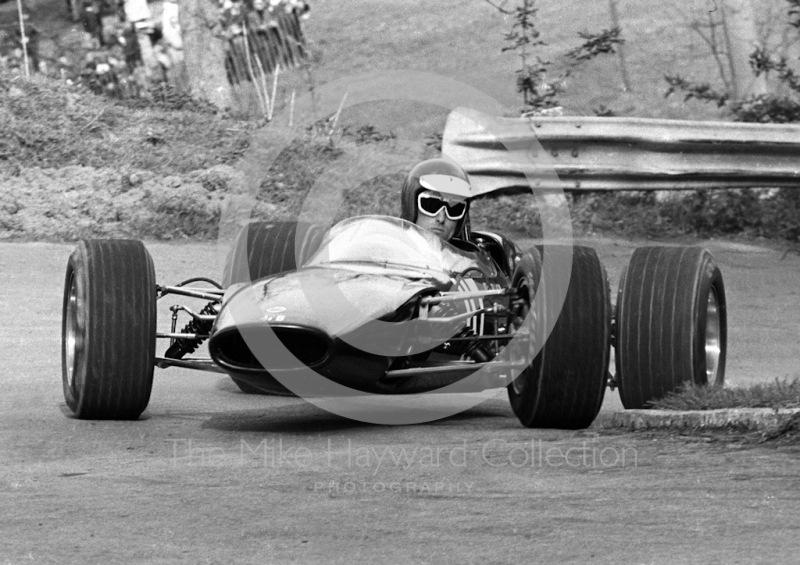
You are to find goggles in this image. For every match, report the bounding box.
[417,193,467,221]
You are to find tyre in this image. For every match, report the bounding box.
[508,246,611,429]
[222,221,323,287]
[222,221,323,394]
[62,240,157,419]
[615,246,726,409]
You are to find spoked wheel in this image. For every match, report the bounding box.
[616,246,727,409]
[508,245,611,429]
[62,240,157,419]
[222,221,323,394]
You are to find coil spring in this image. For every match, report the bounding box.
[164,302,218,359]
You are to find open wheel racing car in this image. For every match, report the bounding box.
[62,215,727,429]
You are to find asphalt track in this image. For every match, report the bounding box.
[1,236,799,564]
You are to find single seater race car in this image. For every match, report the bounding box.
[61,215,727,429]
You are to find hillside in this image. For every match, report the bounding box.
[2,0,799,242]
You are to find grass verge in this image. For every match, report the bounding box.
[651,378,800,411]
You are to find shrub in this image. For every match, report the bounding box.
[581,188,800,242]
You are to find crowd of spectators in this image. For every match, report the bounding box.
[1,0,309,100]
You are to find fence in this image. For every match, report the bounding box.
[442,107,800,194]
[224,7,307,85]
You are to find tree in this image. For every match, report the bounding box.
[607,0,632,91]
[178,0,233,109]
[666,0,767,102]
[722,0,768,99]
[484,0,624,115]
[666,0,800,123]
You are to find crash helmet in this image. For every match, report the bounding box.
[400,157,474,240]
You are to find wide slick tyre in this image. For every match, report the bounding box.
[222,221,322,394]
[222,221,323,287]
[62,240,157,419]
[616,246,727,409]
[508,246,611,429]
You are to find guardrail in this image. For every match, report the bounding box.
[442,107,800,193]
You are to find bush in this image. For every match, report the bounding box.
[656,2,800,244]
[577,188,800,242]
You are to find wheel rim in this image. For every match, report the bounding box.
[65,272,80,390]
[705,287,721,384]
[510,282,531,396]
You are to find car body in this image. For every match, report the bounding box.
[204,215,524,396]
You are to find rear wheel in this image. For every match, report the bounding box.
[222,221,323,394]
[222,221,323,287]
[62,240,157,419]
[508,246,611,429]
[616,246,726,409]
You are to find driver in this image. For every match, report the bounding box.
[399,158,492,358]
[400,158,475,242]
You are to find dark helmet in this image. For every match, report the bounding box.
[400,158,473,240]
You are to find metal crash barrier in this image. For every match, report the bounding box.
[442,107,800,193]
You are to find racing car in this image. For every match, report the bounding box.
[61,215,726,429]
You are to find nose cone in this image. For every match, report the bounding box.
[209,322,333,373]
[209,267,439,372]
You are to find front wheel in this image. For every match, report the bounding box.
[62,240,157,419]
[615,246,727,409]
[508,245,611,429]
